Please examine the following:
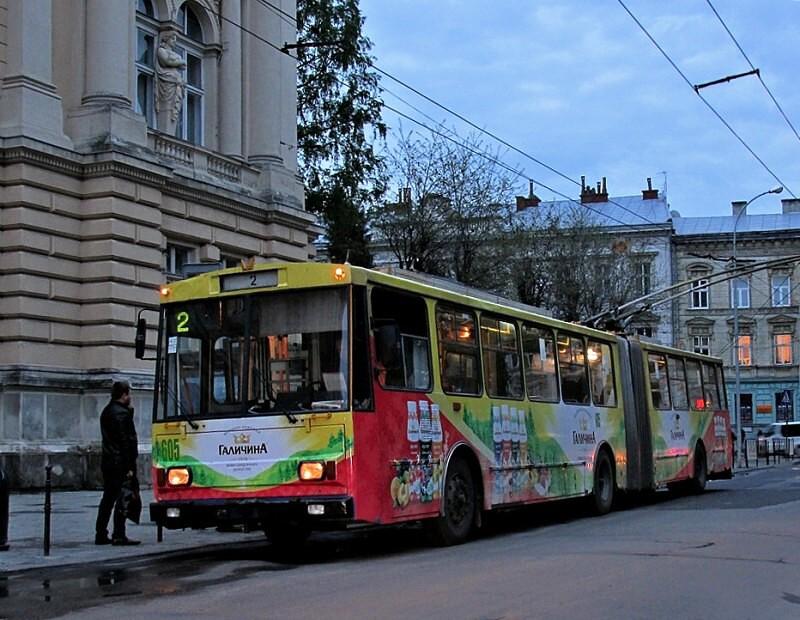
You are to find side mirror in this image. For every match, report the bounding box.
[374,324,401,368]
[134,318,147,359]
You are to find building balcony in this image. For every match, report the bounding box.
[148,130,261,190]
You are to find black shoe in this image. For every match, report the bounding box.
[111,537,141,546]
[95,535,112,546]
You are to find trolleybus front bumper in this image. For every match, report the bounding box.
[150,496,354,531]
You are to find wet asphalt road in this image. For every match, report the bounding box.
[3,464,800,620]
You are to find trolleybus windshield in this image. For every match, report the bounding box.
[157,288,349,420]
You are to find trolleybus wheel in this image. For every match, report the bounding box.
[690,445,707,494]
[431,458,476,546]
[592,450,615,515]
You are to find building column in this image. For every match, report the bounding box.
[245,1,282,166]
[65,0,146,149]
[219,0,243,158]
[0,0,71,148]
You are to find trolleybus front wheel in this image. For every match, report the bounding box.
[592,450,615,515]
[431,458,476,546]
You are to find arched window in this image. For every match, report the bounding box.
[135,1,159,127]
[175,3,206,145]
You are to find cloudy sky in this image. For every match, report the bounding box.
[359,0,800,217]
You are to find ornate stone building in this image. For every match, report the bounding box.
[0,0,317,487]
[673,198,800,432]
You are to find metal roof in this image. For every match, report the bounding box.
[515,194,671,228]
[673,213,800,236]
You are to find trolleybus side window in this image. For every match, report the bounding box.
[557,333,589,404]
[588,340,617,407]
[667,356,689,410]
[371,287,431,391]
[702,362,720,410]
[521,324,558,402]
[437,305,481,395]
[480,315,524,399]
[685,359,705,410]
[647,353,671,410]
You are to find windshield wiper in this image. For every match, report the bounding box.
[159,377,200,429]
[247,402,299,424]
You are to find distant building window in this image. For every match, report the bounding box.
[730,278,750,309]
[635,326,653,338]
[736,335,752,367]
[772,274,791,307]
[775,334,793,365]
[690,278,709,309]
[637,261,652,296]
[164,243,195,276]
[692,335,710,356]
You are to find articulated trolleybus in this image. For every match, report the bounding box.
[142,261,732,545]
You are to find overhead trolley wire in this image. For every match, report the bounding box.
[373,66,661,227]
[704,0,800,146]
[617,0,795,198]
[210,3,661,229]
[382,102,635,229]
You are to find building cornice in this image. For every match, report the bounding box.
[0,139,319,234]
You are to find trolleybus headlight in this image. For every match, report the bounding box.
[167,467,192,487]
[333,266,346,281]
[299,461,325,481]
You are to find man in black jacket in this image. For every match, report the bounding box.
[94,381,140,546]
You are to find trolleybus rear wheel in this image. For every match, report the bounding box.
[592,450,615,515]
[690,445,707,494]
[432,458,476,546]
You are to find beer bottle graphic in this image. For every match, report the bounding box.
[492,405,502,466]
[501,404,511,467]
[510,406,520,466]
[418,400,432,463]
[431,403,443,460]
[518,408,529,466]
[406,400,420,460]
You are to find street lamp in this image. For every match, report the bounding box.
[732,185,783,439]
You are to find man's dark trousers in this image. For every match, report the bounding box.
[95,467,127,539]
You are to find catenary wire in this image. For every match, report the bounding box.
[382,102,636,229]
[210,4,663,231]
[372,66,660,226]
[704,0,800,145]
[617,0,796,198]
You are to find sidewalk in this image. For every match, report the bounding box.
[0,488,263,573]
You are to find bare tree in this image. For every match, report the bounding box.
[512,205,645,322]
[372,129,517,290]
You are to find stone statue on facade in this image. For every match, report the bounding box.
[155,28,186,135]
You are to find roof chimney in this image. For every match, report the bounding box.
[781,198,800,214]
[731,200,747,217]
[581,176,609,203]
[515,180,540,211]
[642,177,659,200]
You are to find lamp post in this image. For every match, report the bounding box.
[732,186,783,438]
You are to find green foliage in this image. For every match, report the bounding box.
[463,404,492,449]
[296,0,386,262]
